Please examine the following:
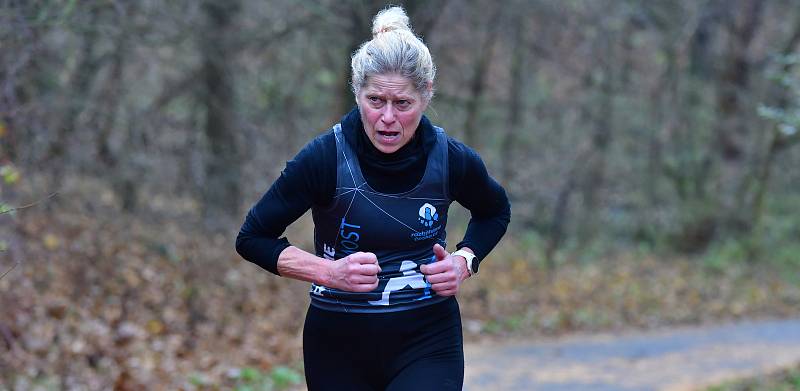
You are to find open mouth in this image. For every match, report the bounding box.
[376,130,401,141]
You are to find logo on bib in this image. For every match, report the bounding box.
[418,203,439,227]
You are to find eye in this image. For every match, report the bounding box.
[396,100,411,109]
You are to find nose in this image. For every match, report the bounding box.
[381,103,396,124]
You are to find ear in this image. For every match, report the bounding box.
[422,81,433,108]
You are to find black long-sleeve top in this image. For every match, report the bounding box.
[236,108,510,276]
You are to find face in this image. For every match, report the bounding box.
[356,73,430,154]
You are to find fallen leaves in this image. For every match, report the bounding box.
[42,233,61,251]
[1,206,307,390]
[460,247,800,338]
[2,190,798,390]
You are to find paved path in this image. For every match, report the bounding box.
[464,318,800,391]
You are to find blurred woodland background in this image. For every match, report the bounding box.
[1,0,800,389]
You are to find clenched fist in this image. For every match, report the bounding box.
[324,252,381,292]
[420,244,471,297]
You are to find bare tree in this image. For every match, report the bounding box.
[200,0,242,219]
[500,7,527,185]
[462,4,502,148]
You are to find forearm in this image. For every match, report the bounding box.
[235,131,337,275]
[449,140,511,265]
[276,246,331,285]
[457,215,509,260]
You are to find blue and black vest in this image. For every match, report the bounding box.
[310,124,452,313]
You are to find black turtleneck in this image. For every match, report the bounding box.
[236,108,511,275]
[344,105,437,194]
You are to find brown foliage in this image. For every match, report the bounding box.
[2,179,798,389]
[0,192,307,389]
[458,237,800,338]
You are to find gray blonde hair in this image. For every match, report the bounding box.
[350,6,436,101]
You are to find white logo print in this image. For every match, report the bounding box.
[418,203,439,227]
[368,260,429,305]
[310,284,328,296]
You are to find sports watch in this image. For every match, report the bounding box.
[452,249,478,276]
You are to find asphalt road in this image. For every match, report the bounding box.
[464,318,800,391]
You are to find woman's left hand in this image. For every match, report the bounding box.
[420,244,471,297]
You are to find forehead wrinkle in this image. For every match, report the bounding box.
[363,73,418,95]
[364,81,417,100]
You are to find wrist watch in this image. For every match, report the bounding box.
[452,249,478,276]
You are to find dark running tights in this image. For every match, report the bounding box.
[303,297,464,391]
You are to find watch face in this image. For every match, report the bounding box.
[454,250,477,275]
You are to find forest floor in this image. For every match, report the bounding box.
[1,181,799,389]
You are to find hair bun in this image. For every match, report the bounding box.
[372,6,411,37]
[351,5,435,101]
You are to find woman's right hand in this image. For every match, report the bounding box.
[323,252,381,292]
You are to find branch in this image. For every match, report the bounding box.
[0,192,58,215]
[146,14,313,114]
[0,260,18,281]
[0,192,55,281]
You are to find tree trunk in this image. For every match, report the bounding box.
[745,13,800,232]
[577,73,613,248]
[577,28,617,248]
[47,5,104,167]
[462,6,502,148]
[545,174,577,272]
[501,11,526,185]
[201,1,241,219]
[401,0,449,40]
[94,4,131,169]
[329,2,382,122]
[714,0,765,161]
[714,0,766,236]
[93,3,137,212]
